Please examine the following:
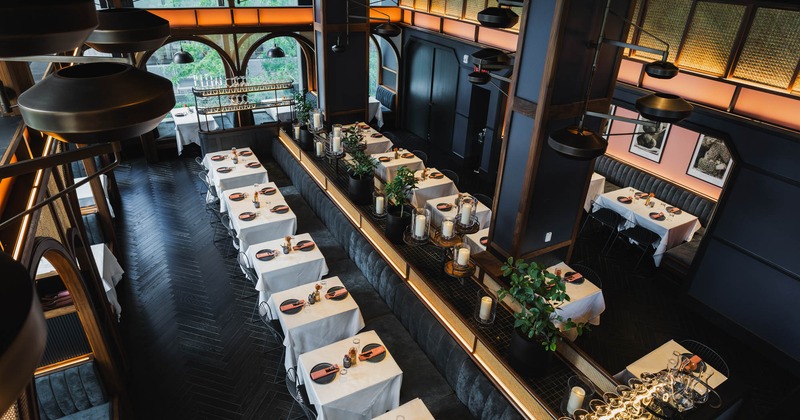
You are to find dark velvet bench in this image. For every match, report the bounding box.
[271,138,522,420]
[35,361,113,420]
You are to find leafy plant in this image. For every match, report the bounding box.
[293,89,314,125]
[341,125,364,152]
[345,150,378,179]
[383,166,418,217]
[497,258,587,351]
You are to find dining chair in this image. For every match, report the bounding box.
[194,156,207,172]
[198,172,221,222]
[568,263,603,289]
[285,367,317,420]
[440,168,459,187]
[609,225,660,270]
[579,204,623,253]
[237,251,259,302]
[679,339,730,378]
[473,193,493,208]
[214,213,239,256]
[411,149,428,165]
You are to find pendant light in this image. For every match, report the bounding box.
[173,43,194,64]
[85,8,170,54]
[0,0,97,57]
[267,43,285,58]
[373,22,402,37]
[477,1,523,29]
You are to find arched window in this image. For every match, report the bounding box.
[146,41,227,108]
[244,35,307,125]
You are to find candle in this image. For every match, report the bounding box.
[293,124,301,139]
[315,141,324,157]
[312,111,322,130]
[566,386,586,414]
[460,203,472,225]
[479,296,493,321]
[375,196,385,215]
[414,214,426,238]
[456,247,470,266]
[333,124,342,138]
[441,220,454,238]
[332,136,341,153]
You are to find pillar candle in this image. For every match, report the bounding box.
[332,136,341,153]
[315,141,324,157]
[479,296,493,321]
[456,247,470,266]
[375,196,385,214]
[293,125,301,139]
[460,203,472,225]
[312,112,322,130]
[566,386,586,414]
[414,214,426,238]
[441,220,454,238]
[333,125,342,138]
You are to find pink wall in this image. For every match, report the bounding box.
[604,107,722,200]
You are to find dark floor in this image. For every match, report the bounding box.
[113,134,796,419]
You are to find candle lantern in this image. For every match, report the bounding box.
[440,216,456,240]
[372,191,386,218]
[560,375,596,416]
[456,194,478,228]
[473,289,497,325]
[411,207,430,241]
[452,242,471,270]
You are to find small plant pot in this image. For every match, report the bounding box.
[385,205,412,244]
[509,328,554,377]
[348,174,374,205]
[298,126,315,151]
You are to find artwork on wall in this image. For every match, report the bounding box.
[629,115,670,163]
[687,134,733,187]
[602,105,616,138]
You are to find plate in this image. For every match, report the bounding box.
[563,271,585,285]
[296,239,315,252]
[666,206,682,215]
[371,133,383,138]
[239,150,253,156]
[239,211,256,221]
[617,196,632,204]
[261,187,277,195]
[635,192,650,199]
[229,192,246,201]
[271,205,290,214]
[649,212,666,221]
[210,155,225,161]
[246,162,262,168]
[378,156,392,162]
[428,172,443,179]
[360,343,386,363]
[280,298,303,315]
[480,236,489,246]
[436,203,453,211]
[401,153,415,159]
[216,167,232,173]
[310,363,337,384]
[174,112,187,117]
[326,286,348,301]
[255,249,275,261]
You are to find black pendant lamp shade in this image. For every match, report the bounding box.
[18,62,175,143]
[477,6,519,29]
[0,252,47,414]
[85,8,170,53]
[644,60,679,79]
[548,126,608,160]
[373,22,402,37]
[468,71,491,85]
[471,48,512,70]
[635,92,693,123]
[267,43,285,58]
[0,0,97,57]
[173,46,194,64]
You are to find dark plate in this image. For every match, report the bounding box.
[210,155,225,161]
[371,133,383,138]
[666,206,682,215]
[326,286,348,301]
[682,353,707,375]
[617,196,632,204]
[563,271,585,285]
[378,156,391,162]
[429,172,443,179]
[280,298,303,315]
[246,162,262,168]
[360,343,386,363]
[480,236,489,246]
[261,187,277,195]
[296,239,315,252]
[255,249,275,261]
[401,153,415,159]
[217,167,232,173]
[649,212,666,221]
[635,192,650,199]
[436,203,453,211]
[271,205,290,214]
[239,150,253,156]
[311,362,337,384]
[229,192,246,201]
[174,112,187,117]
[239,211,256,221]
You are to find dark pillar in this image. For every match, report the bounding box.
[486,0,632,262]
[314,0,369,124]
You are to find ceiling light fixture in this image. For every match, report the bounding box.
[468,48,513,95]
[0,0,97,57]
[173,43,194,64]
[478,0,523,29]
[266,43,285,58]
[85,8,170,53]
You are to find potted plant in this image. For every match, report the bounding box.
[342,125,365,153]
[345,150,377,205]
[497,258,588,376]
[382,166,418,244]
[292,90,315,151]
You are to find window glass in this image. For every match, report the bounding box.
[246,36,305,124]
[369,38,379,97]
[235,0,302,5]
[133,0,227,8]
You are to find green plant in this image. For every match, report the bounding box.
[383,166,418,217]
[497,258,587,351]
[341,125,364,151]
[293,89,314,125]
[345,150,378,179]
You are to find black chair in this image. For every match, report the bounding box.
[411,149,428,165]
[440,168,459,187]
[568,263,603,289]
[610,225,660,269]
[195,156,207,172]
[237,251,259,303]
[579,204,622,252]
[285,367,317,420]
[679,339,730,378]
[473,193,493,208]
[214,213,239,256]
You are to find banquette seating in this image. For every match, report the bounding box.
[375,85,396,129]
[35,361,113,420]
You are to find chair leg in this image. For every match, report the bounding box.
[601,228,616,253]
[604,231,620,255]
[578,215,591,237]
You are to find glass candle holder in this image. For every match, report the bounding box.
[456,194,477,227]
[373,191,386,217]
[411,207,430,241]
[440,216,456,239]
[473,289,496,325]
[561,375,595,416]
[310,108,323,132]
[330,133,342,154]
[452,242,471,270]
[332,123,342,138]
[314,136,325,158]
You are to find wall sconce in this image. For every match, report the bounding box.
[547,0,693,160]
[478,0,524,29]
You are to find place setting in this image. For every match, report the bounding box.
[280,298,305,315]
[216,166,233,173]
[293,239,316,251]
[255,248,277,261]
[310,363,340,384]
[238,211,258,221]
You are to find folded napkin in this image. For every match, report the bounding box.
[326,288,348,299]
[429,172,443,179]
[211,155,225,161]
[256,250,275,259]
[217,167,232,173]
[239,212,256,220]
[271,205,290,213]
[246,162,262,168]
[310,364,340,381]
[401,153,415,158]
[280,300,305,312]
[293,241,315,251]
[667,206,681,214]
[359,345,386,361]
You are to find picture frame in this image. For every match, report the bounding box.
[629,115,670,163]
[686,134,733,188]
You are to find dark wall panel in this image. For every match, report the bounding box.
[515,0,557,103]
[494,113,535,251]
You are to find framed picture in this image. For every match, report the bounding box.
[602,105,616,138]
[629,116,670,163]
[686,134,733,187]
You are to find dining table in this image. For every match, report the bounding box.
[372,149,424,183]
[223,182,297,251]
[202,147,270,193]
[297,330,403,420]
[372,398,434,420]
[464,228,490,254]
[425,194,492,229]
[246,232,329,295]
[546,262,606,341]
[593,188,701,266]
[344,123,392,155]
[268,276,365,370]
[367,96,384,128]
[409,168,459,208]
[171,107,217,155]
[623,340,728,389]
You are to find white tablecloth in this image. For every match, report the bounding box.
[268,276,365,370]
[409,168,459,208]
[202,147,270,193]
[464,228,490,254]
[368,97,384,128]
[425,194,492,229]
[372,150,424,183]
[373,398,434,420]
[90,244,124,319]
[171,107,217,155]
[344,123,393,155]
[224,182,297,251]
[298,330,403,420]
[547,262,605,341]
[624,340,728,389]
[584,172,606,212]
[593,188,701,266]
[246,233,329,295]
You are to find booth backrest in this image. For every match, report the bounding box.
[272,138,521,420]
[35,361,110,420]
[594,155,717,226]
[375,85,396,112]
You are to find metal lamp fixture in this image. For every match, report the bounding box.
[85,8,170,53]
[0,0,98,57]
[547,0,693,160]
[478,0,523,29]
[468,48,513,96]
[347,0,403,38]
[267,43,285,58]
[173,43,194,64]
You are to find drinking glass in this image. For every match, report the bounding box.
[352,338,360,354]
[340,368,347,376]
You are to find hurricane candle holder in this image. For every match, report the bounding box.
[310,108,323,132]
[372,191,387,219]
[456,194,478,230]
[453,242,471,270]
[332,123,342,138]
[473,289,497,325]
[440,216,456,240]
[292,121,301,140]
[411,207,430,241]
[560,375,596,416]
